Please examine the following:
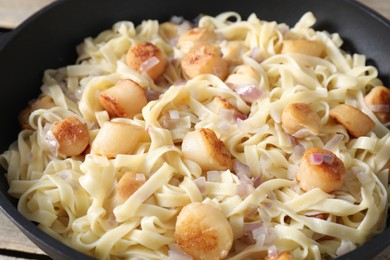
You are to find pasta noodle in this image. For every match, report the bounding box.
[1,11,389,260]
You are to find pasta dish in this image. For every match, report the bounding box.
[1,12,390,260]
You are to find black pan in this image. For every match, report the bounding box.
[0,0,389,259]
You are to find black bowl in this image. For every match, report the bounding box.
[0,0,389,259]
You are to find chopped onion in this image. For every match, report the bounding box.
[249,47,262,62]
[218,121,231,132]
[207,171,221,182]
[146,89,162,101]
[292,128,312,138]
[170,16,184,24]
[290,145,305,162]
[243,221,263,236]
[235,85,264,103]
[237,184,253,198]
[168,249,193,260]
[140,56,160,72]
[268,245,278,258]
[234,113,248,122]
[368,104,390,112]
[135,173,146,182]
[323,134,344,150]
[193,177,206,194]
[322,153,334,165]
[234,161,251,178]
[219,108,235,122]
[45,126,59,157]
[310,153,323,165]
[169,110,180,120]
[253,175,262,188]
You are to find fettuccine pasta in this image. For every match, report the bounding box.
[1,12,389,260]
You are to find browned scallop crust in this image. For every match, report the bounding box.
[126,42,168,80]
[174,202,233,259]
[329,104,375,137]
[297,147,345,193]
[200,128,233,170]
[51,117,89,156]
[178,27,216,49]
[281,103,321,135]
[181,44,228,80]
[364,86,390,123]
[116,172,145,204]
[99,79,147,119]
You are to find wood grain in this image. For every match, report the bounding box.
[0,0,389,259]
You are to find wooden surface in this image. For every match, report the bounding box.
[0,0,389,259]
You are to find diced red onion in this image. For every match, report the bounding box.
[287,164,298,180]
[235,85,264,103]
[193,177,206,194]
[323,134,344,150]
[218,121,231,132]
[253,175,262,188]
[234,161,251,178]
[322,153,334,165]
[219,108,235,122]
[292,128,312,138]
[368,104,389,113]
[146,89,162,101]
[168,249,193,260]
[310,153,323,165]
[170,16,184,24]
[233,113,248,122]
[140,56,160,72]
[207,171,221,182]
[135,173,146,182]
[169,110,180,120]
[237,184,253,198]
[243,221,263,236]
[249,47,263,62]
[268,245,278,258]
[258,207,271,225]
[286,133,297,146]
[44,125,59,157]
[290,145,305,162]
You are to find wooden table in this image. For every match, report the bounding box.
[0,0,389,259]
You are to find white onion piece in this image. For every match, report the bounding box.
[207,171,221,182]
[323,133,344,150]
[290,145,305,162]
[193,177,206,195]
[146,88,162,101]
[235,85,264,103]
[140,56,160,72]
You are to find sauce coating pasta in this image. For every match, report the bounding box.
[1,12,389,260]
